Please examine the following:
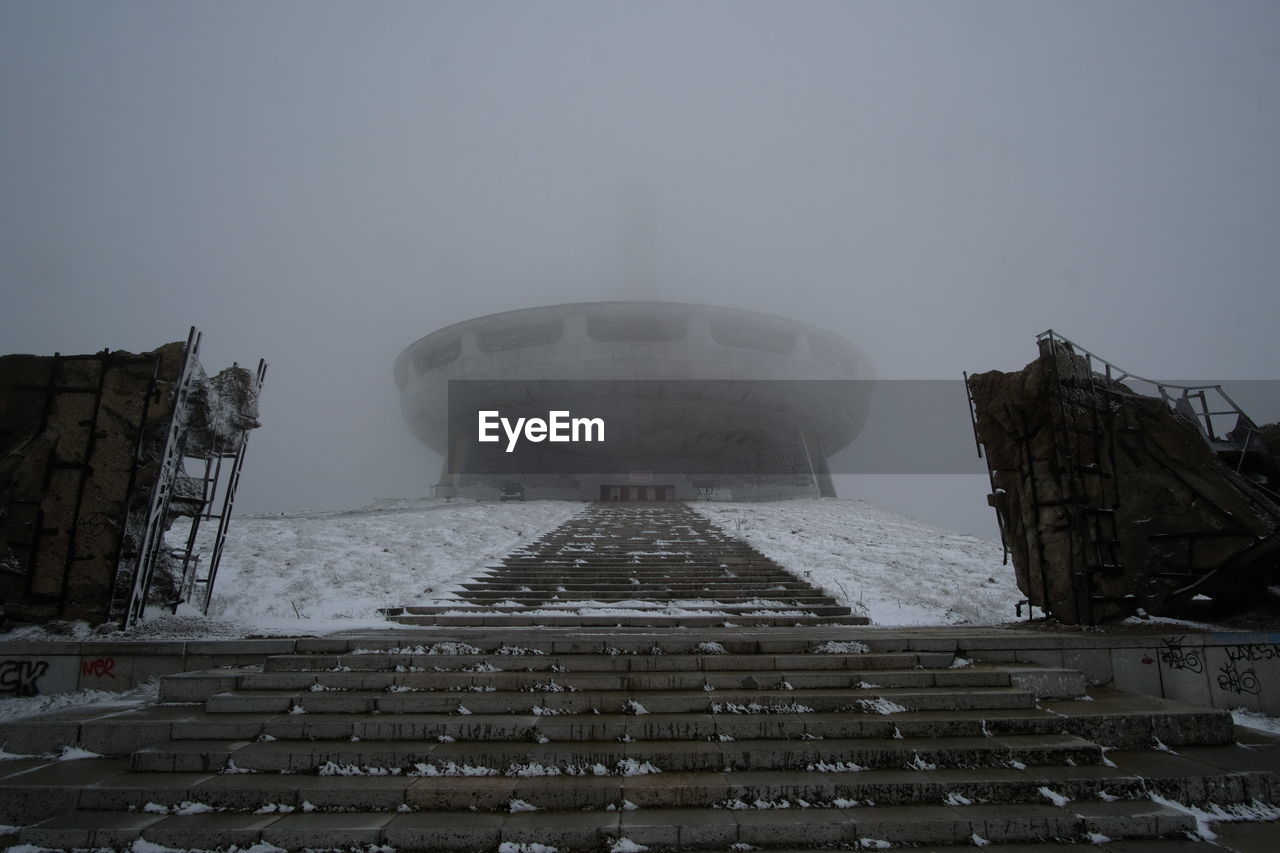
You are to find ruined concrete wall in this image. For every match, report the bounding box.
[969,346,1280,624]
[0,343,186,624]
[1261,423,1280,460]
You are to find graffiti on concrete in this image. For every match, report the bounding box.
[80,657,116,678]
[0,659,49,697]
[1225,643,1280,664]
[1158,636,1204,673]
[1217,663,1261,695]
[1213,642,1280,696]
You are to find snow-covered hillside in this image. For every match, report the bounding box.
[205,497,1018,632]
[693,500,1020,625]
[8,497,1019,641]
[204,499,583,634]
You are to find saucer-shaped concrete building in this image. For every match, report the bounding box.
[395,302,871,500]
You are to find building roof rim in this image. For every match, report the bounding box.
[395,300,864,369]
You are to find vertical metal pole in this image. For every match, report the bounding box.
[173,455,215,612]
[964,371,1009,563]
[201,359,267,614]
[120,327,201,629]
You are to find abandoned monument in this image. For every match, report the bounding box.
[0,329,265,629]
[397,303,869,501]
[967,331,1280,625]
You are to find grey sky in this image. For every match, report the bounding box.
[2,1,1277,535]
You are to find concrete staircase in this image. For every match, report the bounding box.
[6,627,1279,850]
[382,503,869,628]
[4,502,1279,850]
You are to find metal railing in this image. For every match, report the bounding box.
[1035,329,1255,444]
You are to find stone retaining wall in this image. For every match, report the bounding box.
[956,630,1280,715]
[0,639,297,697]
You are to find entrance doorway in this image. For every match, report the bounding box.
[600,484,673,501]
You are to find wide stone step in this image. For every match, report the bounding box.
[383,613,872,627]
[493,554,782,559]
[481,560,798,568]
[233,667,1013,694]
[488,564,793,573]
[302,633,921,656]
[499,548,770,553]
[503,551,784,556]
[470,577,805,586]
[459,590,834,598]
[478,571,806,579]
[489,569,787,574]
[457,595,833,605]
[458,588,833,599]
[499,546,768,551]
[463,589,812,598]
[131,733,1102,775]
[18,799,1198,850]
[500,543,766,549]
[191,704,1177,747]
[485,558,793,565]
[397,598,834,605]
[383,604,853,617]
[78,690,1219,758]
[264,651,927,672]
[71,763,1266,815]
[478,568,800,576]
[3,692,1226,759]
[487,559,801,564]
[201,686,1039,716]
[499,548,781,553]
[252,709,1039,743]
[5,740,1268,828]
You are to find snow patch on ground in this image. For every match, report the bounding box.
[813,640,870,654]
[693,500,1019,625]
[0,498,583,643]
[610,839,649,853]
[858,697,908,715]
[1232,708,1280,736]
[206,498,583,630]
[1147,793,1280,840]
[1038,786,1071,807]
[0,678,160,725]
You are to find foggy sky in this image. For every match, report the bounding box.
[2,1,1278,537]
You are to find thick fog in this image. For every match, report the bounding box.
[2,2,1277,536]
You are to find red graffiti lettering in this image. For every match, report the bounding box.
[80,657,115,678]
